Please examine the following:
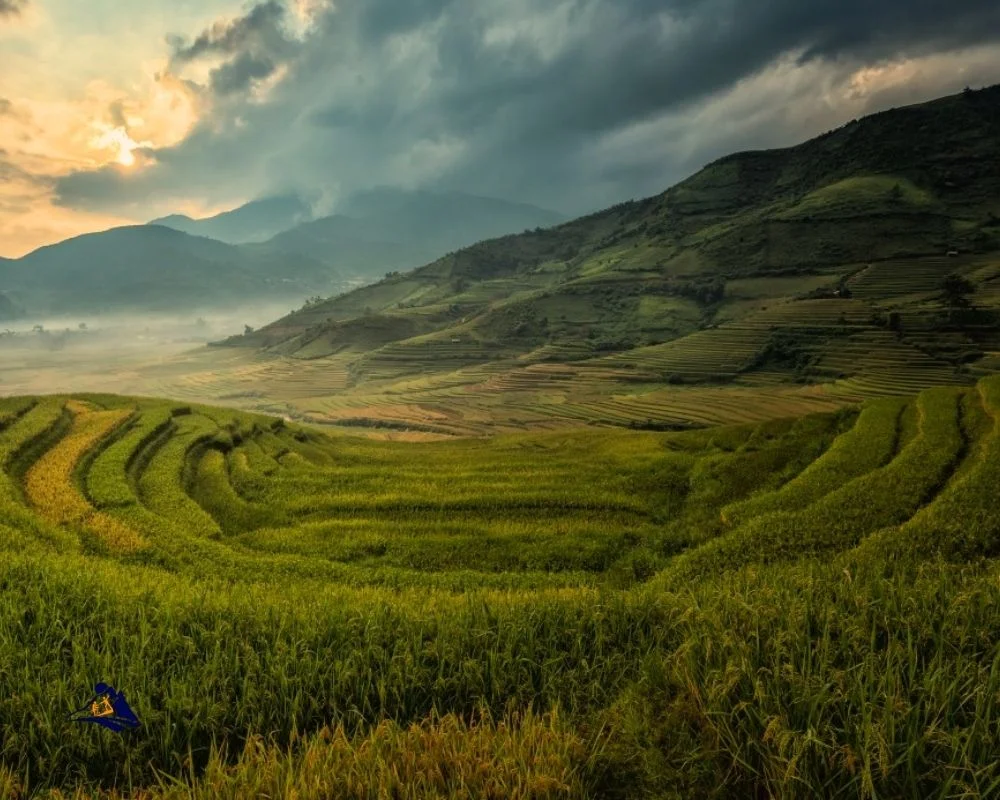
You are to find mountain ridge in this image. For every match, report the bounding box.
[247,188,566,280]
[0,190,565,317]
[0,224,340,315]
[149,194,312,244]
[198,85,1000,434]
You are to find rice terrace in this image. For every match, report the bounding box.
[4,4,1000,798]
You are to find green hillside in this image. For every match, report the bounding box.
[201,85,1000,434]
[4,377,1000,796]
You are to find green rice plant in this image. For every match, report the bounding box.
[5,383,1000,797]
[226,439,278,501]
[145,708,588,800]
[653,410,851,553]
[623,560,1000,799]
[662,387,965,584]
[136,414,222,539]
[0,396,36,432]
[721,397,907,526]
[0,546,672,790]
[189,448,285,535]
[854,375,1000,565]
[87,403,173,509]
[0,397,77,552]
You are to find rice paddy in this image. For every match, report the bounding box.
[2,375,1000,797]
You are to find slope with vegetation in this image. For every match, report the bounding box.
[201,85,1000,434]
[3,376,1000,796]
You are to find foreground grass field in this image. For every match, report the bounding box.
[3,379,1000,797]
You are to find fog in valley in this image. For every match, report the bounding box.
[0,301,300,400]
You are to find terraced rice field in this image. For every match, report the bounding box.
[596,299,873,380]
[5,256,997,438]
[5,378,1000,796]
[846,256,971,299]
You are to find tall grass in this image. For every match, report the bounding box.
[3,379,1000,796]
[661,387,966,584]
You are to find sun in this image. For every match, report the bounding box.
[90,125,150,168]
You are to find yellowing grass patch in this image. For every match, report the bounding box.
[24,401,145,554]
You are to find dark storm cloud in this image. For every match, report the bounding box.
[54,0,1000,219]
[0,0,27,18]
[351,0,455,41]
[210,52,278,95]
[169,0,287,64]
[411,0,1000,144]
[162,0,297,97]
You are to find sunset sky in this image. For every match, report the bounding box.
[2,0,1000,258]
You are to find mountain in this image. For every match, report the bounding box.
[150,194,312,244]
[250,213,426,277]
[211,85,1000,432]
[0,225,340,315]
[339,187,565,248]
[250,189,566,280]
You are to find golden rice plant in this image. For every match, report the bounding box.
[23,401,144,553]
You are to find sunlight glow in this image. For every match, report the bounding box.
[90,124,152,168]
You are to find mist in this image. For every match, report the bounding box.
[0,300,300,400]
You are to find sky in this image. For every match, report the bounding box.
[1,0,1000,258]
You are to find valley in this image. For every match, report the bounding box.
[2,82,1000,799]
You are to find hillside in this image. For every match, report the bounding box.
[3,379,1000,795]
[203,85,1000,433]
[0,225,340,315]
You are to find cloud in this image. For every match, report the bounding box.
[165,0,299,97]
[169,1,287,63]
[52,0,1000,219]
[0,0,27,18]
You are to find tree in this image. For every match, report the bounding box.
[940,273,975,320]
[244,324,255,335]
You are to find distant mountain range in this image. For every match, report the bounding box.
[0,226,336,316]
[0,190,564,317]
[248,189,566,278]
[227,85,1000,391]
[149,194,313,245]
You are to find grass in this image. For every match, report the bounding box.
[661,386,968,584]
[777,175,938,219]
[721,397,908,526]
[853,377,1000,565]
[87,403,173,510]
[3,378,1000,797]
[23,399,143,554]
